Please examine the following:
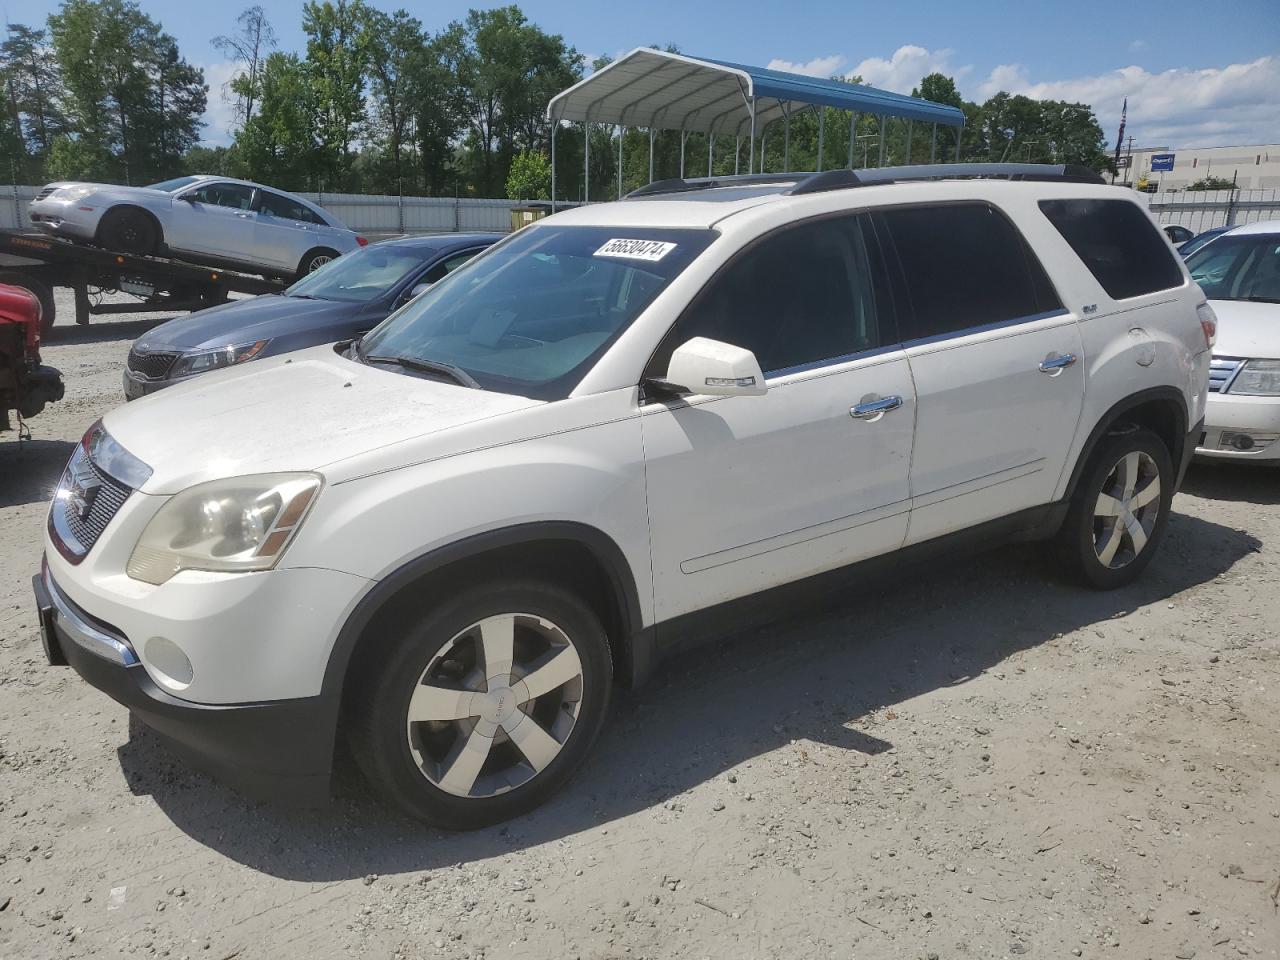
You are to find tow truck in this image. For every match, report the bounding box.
[0,228,287,337]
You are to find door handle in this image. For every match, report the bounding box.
[850,395,903,421]
[237,213,252,219]
[1038,353,1077,375]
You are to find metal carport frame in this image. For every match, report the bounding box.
[545,47,967,209]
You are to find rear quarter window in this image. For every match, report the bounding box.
[1039,198,1183,300]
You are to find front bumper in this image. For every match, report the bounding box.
[34,561,337,804]
[1196,392,1280,461]
[122,366,185,400]
[28,200,100,242]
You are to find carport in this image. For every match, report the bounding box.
[545,47,967,208]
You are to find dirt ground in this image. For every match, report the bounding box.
[1,297,1278,960]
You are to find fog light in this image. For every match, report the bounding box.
[1232,434,1255,451]
[145,636,193,689]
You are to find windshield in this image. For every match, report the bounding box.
[146,176,202,193]
[359,224,717,399]
[1186,234,1280,303]
[285,245,427,303]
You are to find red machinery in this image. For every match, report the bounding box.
[1,283,63,434]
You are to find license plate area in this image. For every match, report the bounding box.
[119,279,156,298]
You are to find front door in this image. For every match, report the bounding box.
[641,213,915,622]
[871,202,1085,545]
[170,182,257,261]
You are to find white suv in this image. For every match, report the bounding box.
[35,164,1212,828]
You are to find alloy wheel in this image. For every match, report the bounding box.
[1092,450,1162,569]
[405,613,584,798]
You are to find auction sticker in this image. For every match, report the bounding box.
[594,238,677,262]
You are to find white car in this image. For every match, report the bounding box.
[1185,220,1280,461]
[27,175,364,278]
[34,165,1212,828]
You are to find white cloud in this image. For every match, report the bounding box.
[198,60,241,148]
[974,56,1280,147]
[766,54,847,78]
[846,45,971,92]
[1129,39,1149,52]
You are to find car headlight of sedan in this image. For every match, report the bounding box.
[52,184,97,202]
[1230,359,1280,396]
[127,473,321,585]
[170,340,269,377]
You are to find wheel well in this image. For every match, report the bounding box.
[97,204,162,243]
[1067,391,1188,501]
[340,538,636,701]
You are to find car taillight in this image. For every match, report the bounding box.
[1196,302,1217,348]
[356,236,368,247]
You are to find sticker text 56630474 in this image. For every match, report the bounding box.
[594,238,677,262]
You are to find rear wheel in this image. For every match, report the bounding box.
[1055,427,1174,589]
[97,207,160,256]
[0,272,55,338]
[297,248,339,278]
[347,579,612,828]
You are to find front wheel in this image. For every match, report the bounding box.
[347,580,613,828]
[97,207,159,256]
[1055,427,1174,589]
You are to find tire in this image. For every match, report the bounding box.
[0,272,55,338]
[297,248,339,278]
[1055,427,1174,589]
[347,579,613,828]
[97,207,159,256]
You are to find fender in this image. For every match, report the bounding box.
[1063,386,1190,501]
[318,520,646,706]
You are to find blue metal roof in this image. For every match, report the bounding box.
[547,48,965,137]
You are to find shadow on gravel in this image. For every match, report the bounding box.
[116,510,1260,880]
[1180,460,1280,505]
[45,317,170,345]
[0,438,72,506]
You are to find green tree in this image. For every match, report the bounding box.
[505,148,550,199]
[232,52,318,190]
[213,6,278,128]
[360,7,423,194]
[1,24,68,164]
[302,0,368,189]
[411,22,468,196]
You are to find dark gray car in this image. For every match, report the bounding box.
[122,233,500,399]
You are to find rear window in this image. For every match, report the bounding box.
[1039,199,1183,300]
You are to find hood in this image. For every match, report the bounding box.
[103,344,541,494]
[1208,299,1280,360]
[135,295,368,352]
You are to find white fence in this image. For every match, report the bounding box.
[1141,187,1280,234]
[0,184,557,236]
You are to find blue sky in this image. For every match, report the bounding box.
[5,0,1279,148]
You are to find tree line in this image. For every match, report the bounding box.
[1,1,1114,201]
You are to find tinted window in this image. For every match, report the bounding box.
[1039,198,1183,300]
[649,214,886,377]
[147,176,200,192]
[876,203,1061,342]
[1185,234,1280,303]
[187,182,255,210]
[259,190,323,224]
[284,245,426,303]
[422,249,482,285]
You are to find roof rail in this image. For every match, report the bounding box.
[624,163,1106,200]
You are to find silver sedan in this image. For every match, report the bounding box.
[27,175,364,278]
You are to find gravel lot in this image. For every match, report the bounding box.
[1,297,1278,960]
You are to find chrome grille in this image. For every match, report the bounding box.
[126,347,179,380]
[50,448,133,560]
[1208,356,1244,393]
[34,187,56,201]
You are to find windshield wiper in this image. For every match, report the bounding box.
[362,353,481,389]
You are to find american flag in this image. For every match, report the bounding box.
[1113,98,1127,170]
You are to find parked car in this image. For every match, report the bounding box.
[122,233,499,400]
[35,166,1211,828]
[1185,220,1280,461]
[1163,223,1194,247]
[0,283,62,433]
[1178,224,1232,258]
[28,175,365,278]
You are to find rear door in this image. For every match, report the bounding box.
[872,202,1084,545]
[641,213,916,622]
[254,190,324,271]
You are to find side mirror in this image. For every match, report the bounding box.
[664,337,767,397]
[179,192,198,203]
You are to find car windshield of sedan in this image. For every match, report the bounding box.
[358,224,717,399]
[145,176,202,192]
[1186,234,1280,303]
[285,246,428,303]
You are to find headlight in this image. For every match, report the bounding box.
[171,340,269,377]
[127,473,321,584]
[1230,359,1280,396]
[53,185,96,202]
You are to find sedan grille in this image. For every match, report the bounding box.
[1208,356,1244,393]
[126,347,179,380]
[34,187,56,201]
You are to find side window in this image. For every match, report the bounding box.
[259,191,321,223]
[1039,198,1184,300]
[188,182,255,210]
[648,214,887,378]
[876,203,1062,342]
